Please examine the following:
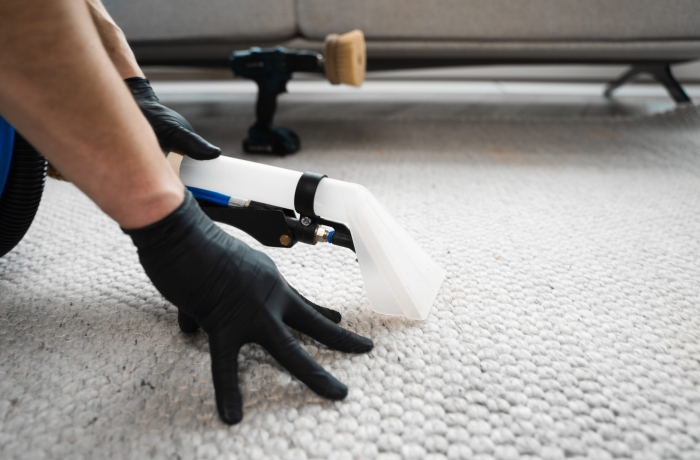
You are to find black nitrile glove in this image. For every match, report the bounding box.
[123,192,373,424]
[125,77,221,160]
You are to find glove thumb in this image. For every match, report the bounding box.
[166,125,222,161]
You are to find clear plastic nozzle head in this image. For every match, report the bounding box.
[314,180,445,320]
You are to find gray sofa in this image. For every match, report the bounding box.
[105,0,700,100]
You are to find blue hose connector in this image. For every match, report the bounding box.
[187,186,231,207]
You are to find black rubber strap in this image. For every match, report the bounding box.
[294,171,327,218]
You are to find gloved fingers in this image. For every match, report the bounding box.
[288,285,341,324]
[165,125,222,161]
[259,319,348,400]
[284,296,374,354]
[165,107,196,132]
[209,334,245,425]
[177,309,199,333]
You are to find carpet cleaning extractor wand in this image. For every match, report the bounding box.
[167,153,445,320]
[231,30,366,155]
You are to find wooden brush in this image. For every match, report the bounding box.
[324,30,366,87]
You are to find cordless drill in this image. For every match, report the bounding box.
[230,30,366,155]
[231,47,322,155]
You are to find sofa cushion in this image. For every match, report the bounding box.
[297,0,700,41]
[104,0,296,42]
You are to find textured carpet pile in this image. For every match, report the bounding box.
[1,103,700,460]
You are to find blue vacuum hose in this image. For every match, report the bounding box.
[0,116,47,258]
[0,116,13,197]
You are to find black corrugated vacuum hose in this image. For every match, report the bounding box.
[0,133,47,258]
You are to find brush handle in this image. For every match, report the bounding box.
[255,87,278,126]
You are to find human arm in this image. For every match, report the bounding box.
[86,0,221,160]
[0,0,372,424]
[0,0,181,228]
[85,0,143,79]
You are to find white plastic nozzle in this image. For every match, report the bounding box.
[171,154,445,320]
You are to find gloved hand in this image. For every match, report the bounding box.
[123,192,373,424]
[125,77,221,160]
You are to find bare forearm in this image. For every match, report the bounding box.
[86,0,144,79]
[0,0,182,229]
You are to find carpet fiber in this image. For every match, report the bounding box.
[1,104,700,460]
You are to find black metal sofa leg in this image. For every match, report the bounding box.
[604,64,692,104]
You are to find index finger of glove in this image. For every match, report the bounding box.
[258,319,348,400]
[284,296,374,354]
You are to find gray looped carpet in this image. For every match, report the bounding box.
[1,103,699,460]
